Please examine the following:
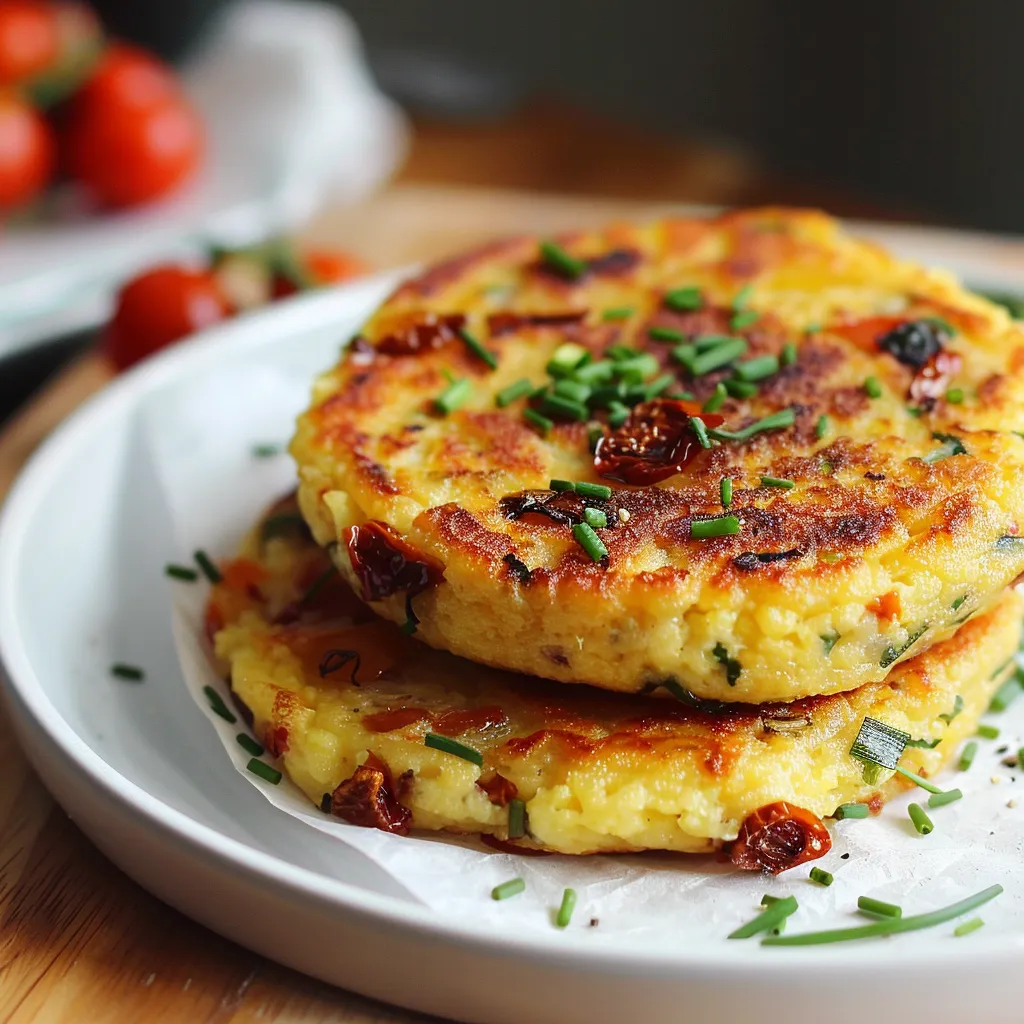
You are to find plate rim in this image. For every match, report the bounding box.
[2,271,1023,977]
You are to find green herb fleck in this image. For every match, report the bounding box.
[573,522,609,563]
[110,663,144,682]
[959,741,978,771]
[690,515,741,540]
[834,803,869,820]
[712,642,742,686]
[731,309,760,331]
[760,475,795,489]
[602,306,634,321]
[237,733,264,757]
[425,732,484,766]
[864,376,883,399]
[435,378,472,414]
[703,382,728,413]
[166,563,199,582]
[649,325,686,344]
[815,415,829,440]
[820,630,840,656]
[780,341,798,366]
[458,327,498,370]
[540,241,586,280]
[665,286,703,312]
[491,877,526,901]
[246,759,282,785]
[908,803,933,835]
[939,694,964,724]
[945,387,965,405]
[556,888,578,928]
[928,788,963,808]
[954,917,985,938]
[497,379,534,407]
[857,896,902,919]
[194,550,222,584]
[720,477,733,507]
[729,895,798,939]
[922,432,967,463]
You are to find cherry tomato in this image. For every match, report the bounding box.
[0,1,59,85]
[272,247,366,297]
[305,248,366,284]
[0,89,53,208]
[72,43,177,111]
[103,265,231,371]
[65,92,203,207]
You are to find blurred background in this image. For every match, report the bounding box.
[91,0,1024,229]
[5,0,1024,425]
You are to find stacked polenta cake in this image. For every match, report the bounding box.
[209,208,1024,871]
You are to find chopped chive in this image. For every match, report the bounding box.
[667,390,695,401]
[575,481,613,500]
[713,642,742,685]
[588,384,623,409]
[165,563,199,582]
[864,376,883,399]
[672,343,697,371]
[720,477,733,507]
[583,507,608,529]
[665,286,702,312]
[951,594,968,612]
[760,475,795,489]
[761,894,783,906]
[939,694,964,724]
[728,895,798,939]
[497,378,534,407]
[608,402,630,427]
[907,405,923,417]
[556,888,578,928]
[989,675,1022,712]
[857,896,902,919]
[425,732,484,766]
[850,716,909,771]
[550,479,574,491]
[689,338,748,376]
[611,352,659,380]
[946,387,965,404]
[731,309,760,330]
[573,522,609,562]
[732,284,755,310]
[809,867,833,887]
[923,432,968,463]
[908,803,934,835]
[508,798,527,839]
[690,515,741,539]
[834,803,869,820]
[644,373,676,400]
[763,887,1006,946]
[246,758,282,784]
[574,360,615,385]
[553,379,591,404]
[689,415,712,449]
[954,917,984,938]
[194,549,222,584]
[649,325,686,343]
[707,407,796,442]
[780,341,798,366]
[540,241,586,280]
[820,629,840,655]
[260,513,307,542]
[458,327,498,369]
[906,737,941,749]
[724,378,758,399]
[815,415,829,440]
[491,877,526,901]
[236,733,264,757]
[110,663,144,681]
[977,724,1000,740]
[435,378,472,414]
[540,394,589,422]
[703,382,727,413]
[928,788,963,808]
[203,685,237,723]
[251,442,282,458]
[735,355,779,382]
[959,741,979,771]
[547,342,590,377]
[606,344,639,362]
[895,766,943,795]
[602,306,634,321]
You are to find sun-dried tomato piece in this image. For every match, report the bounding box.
[594,399,723,485]
[346,521,444,602]
[329,752,412,835]
[730,801,832,874]
[434,706,509,735]
[476,773,519,806]
[500,488,615,527]
[909,348,962,404]
[375,312,466,356]
[363,706,431,732]
[487,310,586,336]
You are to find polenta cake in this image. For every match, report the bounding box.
[291,207,1024,703]
[206,496,1020,865]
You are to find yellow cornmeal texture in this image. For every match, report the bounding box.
[212,522,1021,855]
[291,207,1024,702]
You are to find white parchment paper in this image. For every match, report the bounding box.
[148,349,1024,943]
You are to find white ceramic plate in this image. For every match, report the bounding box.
[3,268,1024,1024]
[0,0,406,359]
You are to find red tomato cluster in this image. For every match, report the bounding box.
[0,1,203,214]
[104,244,368,371]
